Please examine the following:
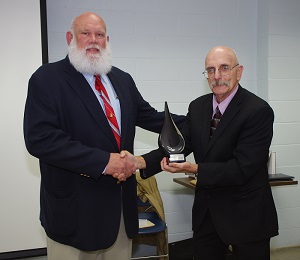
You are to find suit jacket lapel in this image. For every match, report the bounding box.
[204,86,243,155]
[63,57,119,148]
[201,96,214,151]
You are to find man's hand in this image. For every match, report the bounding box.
[111,151,146,181]
[160,157,198,174]
[105,152,138,181]
[120,150,146,169]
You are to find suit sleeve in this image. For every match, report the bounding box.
[139,148,165,179]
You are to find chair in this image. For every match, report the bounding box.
[132,174,169,260]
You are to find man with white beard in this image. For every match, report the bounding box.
[24,12,185,260]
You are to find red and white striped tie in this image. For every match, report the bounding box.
[94,75,121,149]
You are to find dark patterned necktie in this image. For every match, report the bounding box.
[210,106,222,138]
[94,75,121,149]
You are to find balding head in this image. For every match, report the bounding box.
[205,46,239,67]
[66,12,108,49]
[71,12,107,33]
[66,12,112,75]
[204,46,243,103]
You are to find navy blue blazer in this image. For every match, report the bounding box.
[142,86,278,244]
[24,57,185,251]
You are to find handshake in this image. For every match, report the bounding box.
[104,150,197,182]
[105,150,146,182]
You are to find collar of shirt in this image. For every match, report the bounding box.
[83,74,118,98]
[212,84,239,116]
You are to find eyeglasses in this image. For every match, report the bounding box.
[202,64,239,79]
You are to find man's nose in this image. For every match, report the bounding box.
[214,69,222,79]
[88,34,97,43]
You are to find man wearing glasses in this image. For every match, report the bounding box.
[134,46,279,260]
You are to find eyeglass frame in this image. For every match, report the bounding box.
[202,63,239,79]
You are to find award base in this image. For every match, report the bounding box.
[168,154,186,163]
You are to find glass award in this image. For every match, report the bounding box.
[158,102,185,163]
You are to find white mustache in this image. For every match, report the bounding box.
[86,45,100,51]
[211,81,230,87]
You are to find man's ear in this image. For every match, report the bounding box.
[66,31,73,46]
[237,65,244,81]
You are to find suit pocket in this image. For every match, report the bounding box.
[44,189,77,237]
[233,186,263,201]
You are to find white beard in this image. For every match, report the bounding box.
[68,39,112,75]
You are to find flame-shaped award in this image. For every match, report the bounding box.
[158,102,185,163]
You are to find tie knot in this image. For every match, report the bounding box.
[94,75,104,93]
[214,106,222,119]
[94,75,101,82]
